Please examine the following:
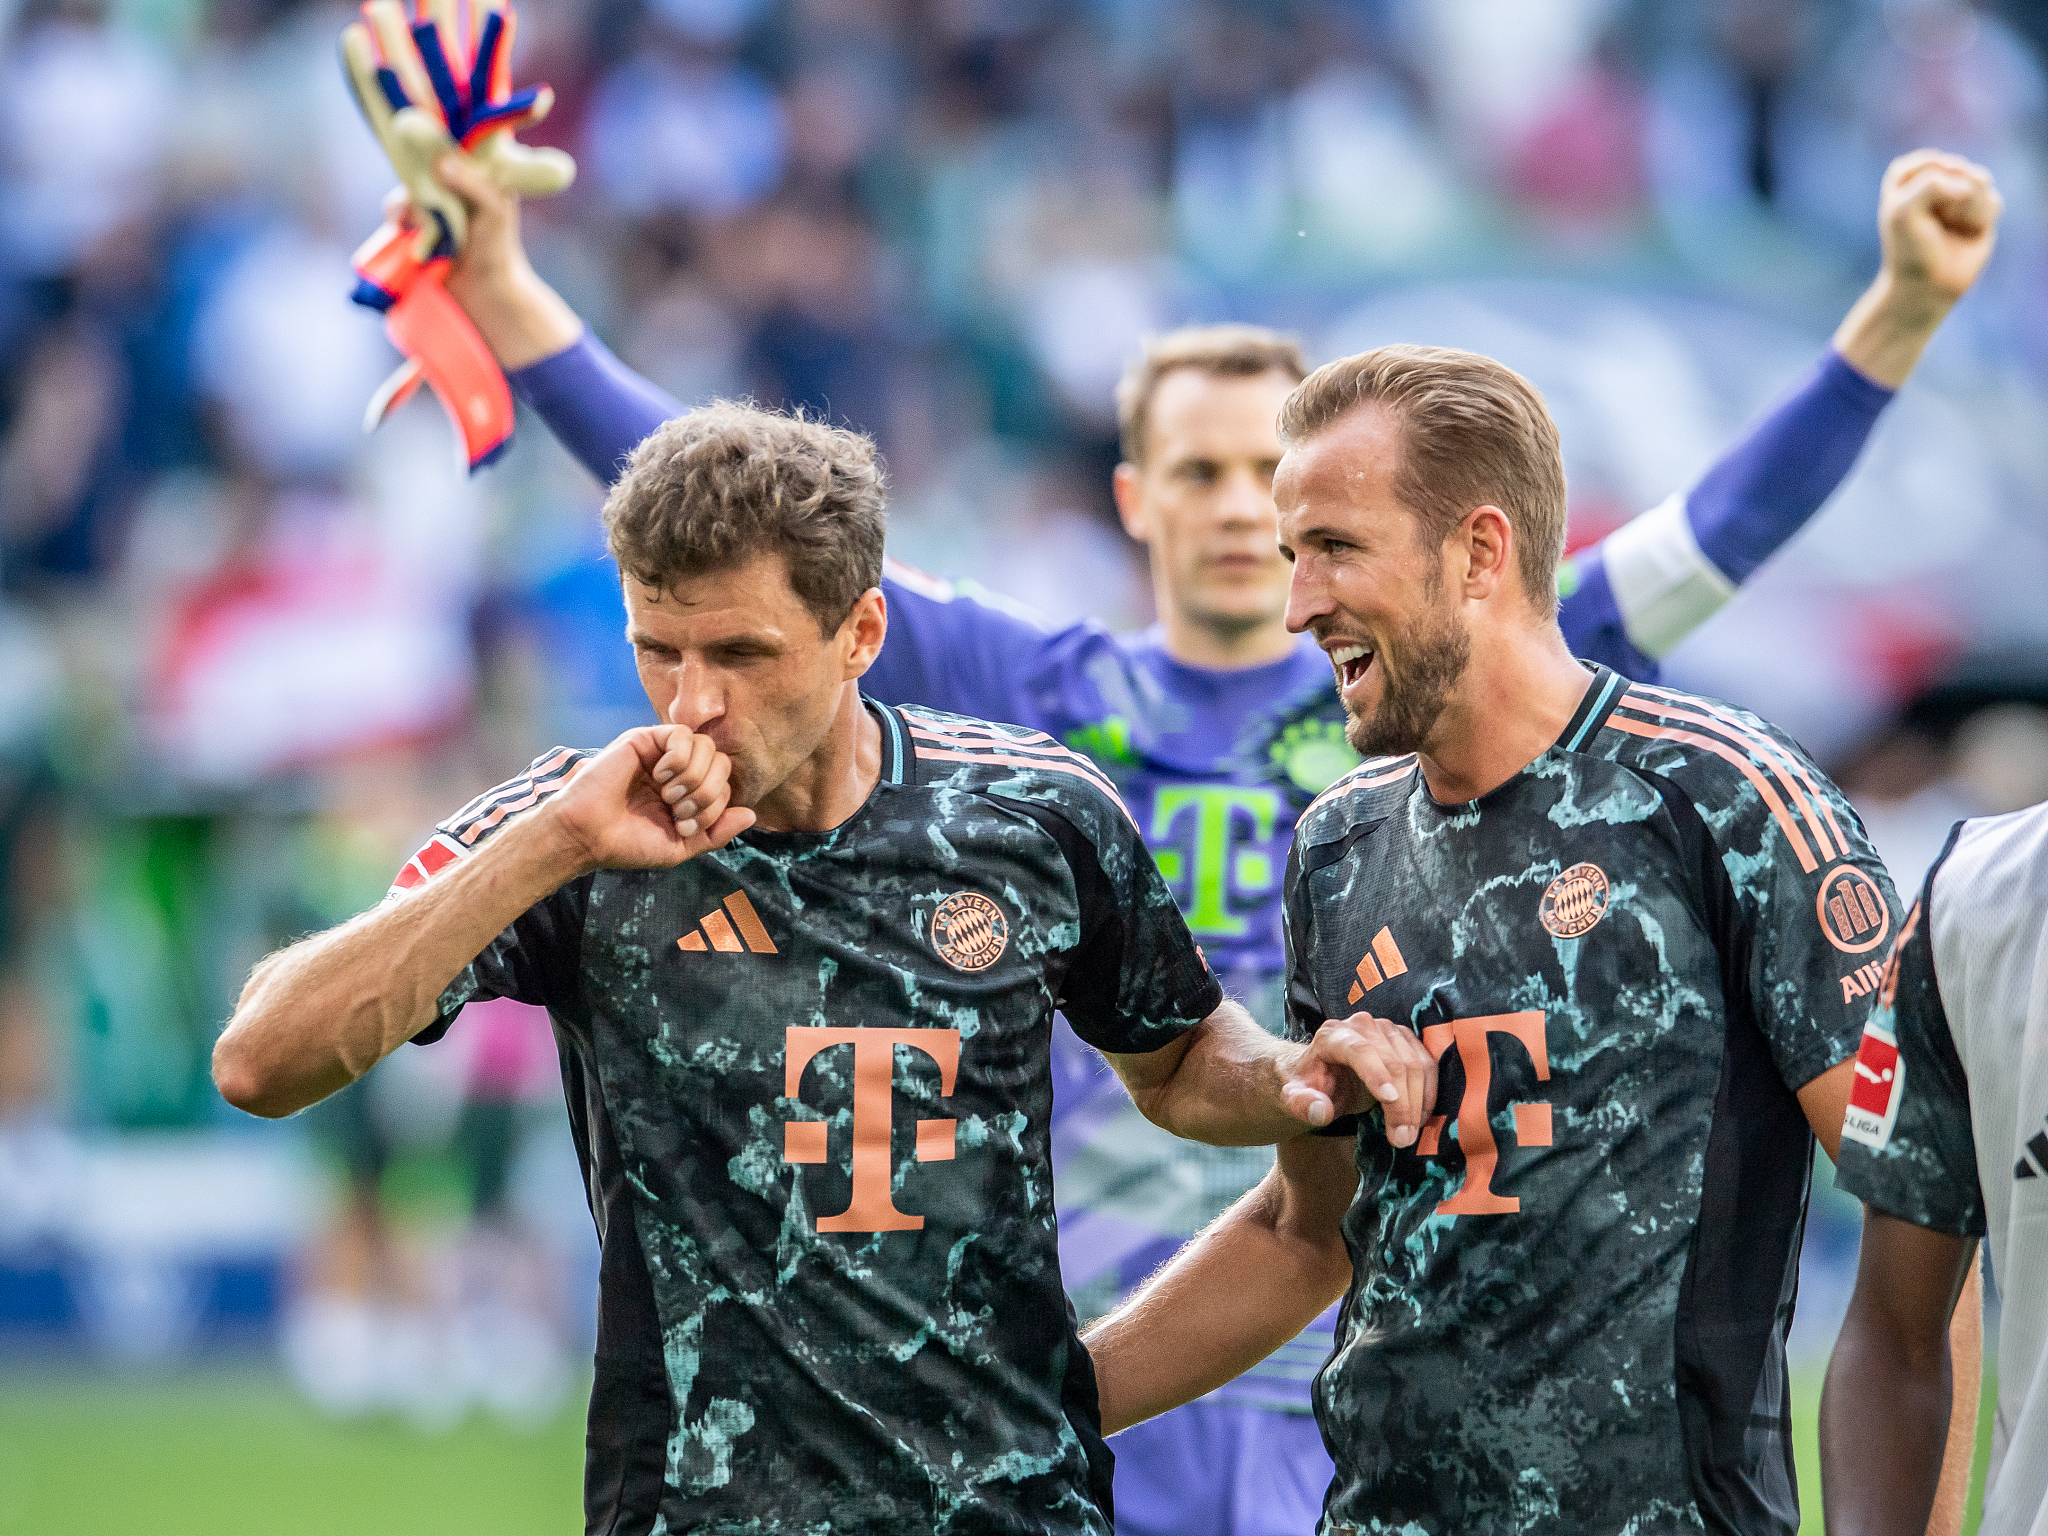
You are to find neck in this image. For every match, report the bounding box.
[751,684,883,833]
[1157,591,1299,671]
[1415,618,1594,804]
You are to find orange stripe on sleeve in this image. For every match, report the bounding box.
[1625,686,1845,862]
[1605,715,1818,872]
[1306,756,1419,814]
[911,747,1134,823]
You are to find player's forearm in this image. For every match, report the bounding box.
[506,330,684,486]
[212,814,586,1118]
[1832,270,1955,391]
[1124,1002,1306,1146]
[1820,1302,1952,1535]
[445,251,583,371]
[1084,1138,1356,1434]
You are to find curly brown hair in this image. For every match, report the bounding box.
[603,401,887,633]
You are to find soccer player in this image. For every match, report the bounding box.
[404,144,2000,1536]
[1080,342,1925,1535]
[209,405,1390,1533]
[1821,800,2048,1536]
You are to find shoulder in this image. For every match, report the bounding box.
[1293,753,1419,850]
[1926,802,2048,1028]
[1932,803,2048,930]
[1589,681,1850,872]
[899,704,1136,829]
[390,746,591,894]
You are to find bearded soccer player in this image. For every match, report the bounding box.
[1077,341,1965,1536]
[210,407,1388,1534]
[389,145,2001,1535]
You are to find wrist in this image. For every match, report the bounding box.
[448,258,582,370]
[499,801,603,886]
[1833,270,1952,390]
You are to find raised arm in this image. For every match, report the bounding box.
[1564,150,2001,678]
[423,155,1076,724]
[1082,1132,1358,1433]
[212,727,747,1118]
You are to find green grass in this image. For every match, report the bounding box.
[0,1367,585,1536]
[0,1363,1999,1533]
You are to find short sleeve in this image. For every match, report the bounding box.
[386,747,594,1044]
[1709,739,1904,1094]
[1833,854,1988,1237]
[1024,792,1221,1056]
[1282,839,1363,1138]
[1281,841,1323,1045]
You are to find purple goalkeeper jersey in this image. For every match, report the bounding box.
[506,330,1892,1414]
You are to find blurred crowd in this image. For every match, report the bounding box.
[1,0,2046,1418]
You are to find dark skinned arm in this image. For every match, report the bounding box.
[1819,1211,1979,1536]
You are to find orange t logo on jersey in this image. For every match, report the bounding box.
[783,1027,960,1233]
[1416,1012,1552,1215]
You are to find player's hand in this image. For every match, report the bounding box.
[1878,149,2001,306]
[544,725,755,873]
[1281,1013,1438,1147]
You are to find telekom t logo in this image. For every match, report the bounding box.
[782,1027,960,1233]
[1415,1012,1552,1215]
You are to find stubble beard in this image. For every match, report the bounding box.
[1343,600,1472,759]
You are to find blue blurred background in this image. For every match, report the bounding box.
[0,0,2043,1528]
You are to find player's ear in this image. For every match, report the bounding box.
[1459,505,1514,602]
[837,586,887,679]
[1112,461,1151,543]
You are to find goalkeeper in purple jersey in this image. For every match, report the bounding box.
[404,145,1996,1536]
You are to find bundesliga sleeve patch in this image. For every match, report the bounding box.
[1841,1022,1905,1150]
[388,833,464,898]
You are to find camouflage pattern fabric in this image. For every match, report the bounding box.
[396,701,1222,1536]
[1282,666,1898,1536]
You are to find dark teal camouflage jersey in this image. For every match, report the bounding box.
[1282,666,1898,1536]
[391,701,1221,1536]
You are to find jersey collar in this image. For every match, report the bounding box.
[865,696,910,786]
[1558,663,1625,754]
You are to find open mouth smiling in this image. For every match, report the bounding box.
[1329,643,1374,692]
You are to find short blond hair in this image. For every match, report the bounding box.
[603,401,886,632]
[1115,323,1308,464]
[1279,345,1567,615]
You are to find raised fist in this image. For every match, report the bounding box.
[1878,149,2001,306]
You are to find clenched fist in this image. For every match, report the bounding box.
[1878,148,2001,306]
[544,725,755,874]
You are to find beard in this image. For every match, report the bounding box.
[1343,599,1472,758]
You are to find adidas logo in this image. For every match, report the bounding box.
[2016,1117,2048,1182]
[678,891,779,954]
[1346,926,1408,1004]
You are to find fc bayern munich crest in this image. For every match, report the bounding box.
[1540,862,1610,939]
[931,892,1009,972]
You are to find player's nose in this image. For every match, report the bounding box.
[1216,468,1272,527]
[662,661,725,733]
[1283,558,1334,634]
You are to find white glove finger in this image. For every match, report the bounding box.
[390,108,468,253]
[474,134,576,197]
